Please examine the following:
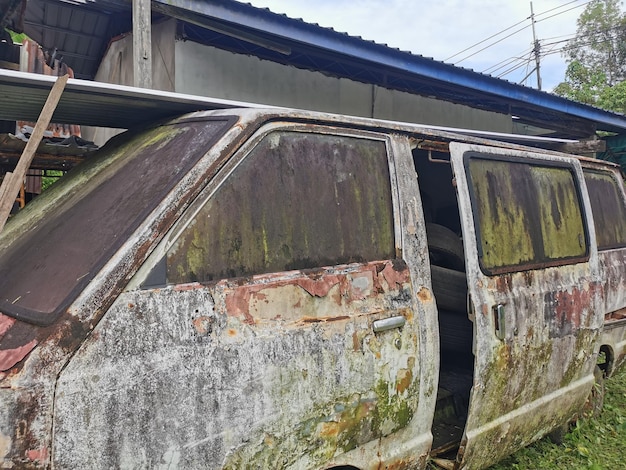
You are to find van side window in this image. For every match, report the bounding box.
[165,131,395,283]
[583,169,626,250]
[467,155,587,274]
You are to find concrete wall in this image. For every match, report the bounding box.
[82,20,176,145]
[175,36,512,133]
[88,18,512,145]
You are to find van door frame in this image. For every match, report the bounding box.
[449,142,602,469]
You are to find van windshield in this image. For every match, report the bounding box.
[0,118,233,325]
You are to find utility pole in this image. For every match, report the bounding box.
[530,2,542,90]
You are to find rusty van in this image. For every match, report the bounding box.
[0,107,619,469]
[580,159,626,378]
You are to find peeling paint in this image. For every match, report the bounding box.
[1,112,618,470]
[0,340,37,372]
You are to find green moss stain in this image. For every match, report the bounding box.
[560,329,596,388]
[469,159,586,272]
[223,372,419,469]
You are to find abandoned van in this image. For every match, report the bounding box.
[580,159,626,377]
[0,108,607,469]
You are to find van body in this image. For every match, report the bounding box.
[0,109,609,469]
[580,159,626,377]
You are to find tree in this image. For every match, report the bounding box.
[554,0,626,113]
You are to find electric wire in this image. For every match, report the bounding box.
[446,0,590,64]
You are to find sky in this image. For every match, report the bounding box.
[238,0,596,92]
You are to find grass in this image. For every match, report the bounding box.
[489,366,626,470]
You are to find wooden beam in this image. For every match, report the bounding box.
[557,139,607,155]
[0,74,68,233]
[133,0,152,89]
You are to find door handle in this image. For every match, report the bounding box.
[493,304,506,340]
[373,315,406,333]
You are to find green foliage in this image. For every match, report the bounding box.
[5,28,28,44]
[41,170,63,191]
[554,0,626,113]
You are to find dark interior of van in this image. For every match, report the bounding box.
[413,146,475,459]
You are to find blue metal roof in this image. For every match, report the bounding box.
[20,0,626,138]
[150,0,626,138]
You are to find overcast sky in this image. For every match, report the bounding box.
[239,0,598,92]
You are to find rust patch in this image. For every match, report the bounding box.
[395,368,413,394]
[192,316,214,335]
[173,282,203,292]
[26,447,49,464]
[222,260,411,324]
[296,277,342,298]
[380,261,410,289]
[606,307,626,322]
[353,331,361,352]
[302,315,349,324]
[416,287,432,302]
[544,286,590,337]
[224,289,256,325]
[495,274,513,294]
[0,313,16,336]
[0,340,37,371]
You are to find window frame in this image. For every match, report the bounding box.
[463,151,591,276]
[140,122,403,288]
[0,116,236,325]
[583,167,626,251]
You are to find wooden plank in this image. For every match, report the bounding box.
[557,139,607,154]
[133,0,152,89]
[0,74,69,233]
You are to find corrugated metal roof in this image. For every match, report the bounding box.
[14,0,626,139]
[0,68,265,128]
[21,0,126,79]
[153,0,626,138]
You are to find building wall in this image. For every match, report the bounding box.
[82,20,176,145]
[88,18,512,145]
[175,36,512,133]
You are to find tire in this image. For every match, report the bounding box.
[431,265,468,313]
[439,309,473,353]
[548,422,569,445]
[583,365,605,419]
[426,223,465,271]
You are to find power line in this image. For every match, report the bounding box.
[481,1,623,82]
[445,0,589,64]
[454,23,532,64]
[536,0,593,24]
[535,0,592,23]
[482,47,534,74]
[444,17,529,62]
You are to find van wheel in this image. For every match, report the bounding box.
[548,422,569,445]
[426,223,465,271]
[582,365,605,419]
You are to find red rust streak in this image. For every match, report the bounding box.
[380,262,410,289]
[0,340,37,371]
[0,313,15,337]
[26,447,49,464]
